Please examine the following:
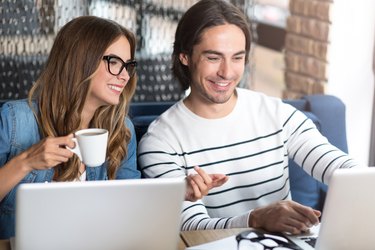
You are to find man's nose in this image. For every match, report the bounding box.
[217,60,233,79]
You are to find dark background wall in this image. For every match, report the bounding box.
[0,0,285,102]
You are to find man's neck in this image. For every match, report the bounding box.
[183,92,237,119]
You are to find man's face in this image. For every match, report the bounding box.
[180,23,246,107]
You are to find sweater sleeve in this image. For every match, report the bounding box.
[180,200,250,230]
[138,127,187,179]
[283,105,361,184]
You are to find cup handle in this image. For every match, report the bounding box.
[66,137,82,161]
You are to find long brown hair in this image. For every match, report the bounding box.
[28,16,137,181]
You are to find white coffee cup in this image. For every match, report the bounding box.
[68,128,108,166]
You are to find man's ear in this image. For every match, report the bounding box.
[179,53,189,66]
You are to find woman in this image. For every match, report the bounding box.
[0,16,141,238]
[0,16,227,239]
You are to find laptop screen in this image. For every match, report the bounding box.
[15,178,185,250]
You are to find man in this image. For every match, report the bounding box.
[138,0,360,234]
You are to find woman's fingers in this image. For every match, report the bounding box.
[22,135,76,170]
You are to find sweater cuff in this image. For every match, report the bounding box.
[227,210,252,228]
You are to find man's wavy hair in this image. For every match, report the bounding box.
[28,16,137,181]
[172,0,252,90]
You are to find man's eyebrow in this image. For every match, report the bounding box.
[202,50,222,56]
[202,50,246,56]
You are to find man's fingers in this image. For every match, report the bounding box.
[251,201,320,234]
[194,166,228,188]
[210,174,229,188]
[185,167,228,201]
[313,210,322,217]
[210,174,228,180]
[193,166,213,186]
[284,216,311,233]
[190,180,202,200]
[293,203,321,226]
[185,177,202,202]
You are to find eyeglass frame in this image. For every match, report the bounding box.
[235,230,302,250]
[102,55,137,77]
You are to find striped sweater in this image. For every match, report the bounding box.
[138,88,357,230]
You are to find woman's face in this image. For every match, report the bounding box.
[86,36,132,110]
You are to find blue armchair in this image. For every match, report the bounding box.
[129,94,348,211]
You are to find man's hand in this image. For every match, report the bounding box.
[185,166,229,202]
[249,200,321,234]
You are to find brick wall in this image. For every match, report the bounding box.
[283,0,333,98]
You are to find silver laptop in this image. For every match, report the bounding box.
[286,167,375,250]
[15,178,185,250]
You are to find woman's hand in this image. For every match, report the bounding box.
[0,134,76,201]
[17,134,76,172]
[185,166,229,202]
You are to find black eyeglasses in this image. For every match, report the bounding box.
[102,55,137,77]
[236,230,302,250]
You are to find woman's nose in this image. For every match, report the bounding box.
[117,67,130,82]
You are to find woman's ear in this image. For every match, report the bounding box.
[179,53,189,66]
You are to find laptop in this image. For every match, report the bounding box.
[286,167,375,249]
[188,167,375,250]
[14,178,185,250]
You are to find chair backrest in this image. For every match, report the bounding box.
[129,94,348,211]
[129,101,175,143]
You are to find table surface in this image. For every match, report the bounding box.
[0,240,10,250]
[1,228,248,250]
[179,228,248,249]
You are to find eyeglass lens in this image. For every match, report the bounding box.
[238,239,295,250]
[236,231,301,250]
[107,56,136,77]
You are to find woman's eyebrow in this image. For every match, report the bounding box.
[105,53,132,62]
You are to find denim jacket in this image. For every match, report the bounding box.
[0,99,141,239]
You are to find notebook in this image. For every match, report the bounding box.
[186,167,375,250]
[14,178,185,250]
